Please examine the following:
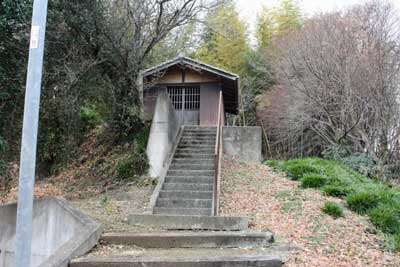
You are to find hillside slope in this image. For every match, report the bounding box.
[0,127,154,205]
[220,157,400,267]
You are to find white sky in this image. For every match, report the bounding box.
[236,0,400,42]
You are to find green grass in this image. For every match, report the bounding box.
[393,234,400,251]
[322,201,344,218]
[369,205,400,234]
[321,184,352,197]
[284,162,319,180]
[346,191,381,214]
[266,157,400,251]
[301,173,327,188]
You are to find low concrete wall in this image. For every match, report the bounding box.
[146,92,181,178]
[0,197,102,267]
[222,126,262,162]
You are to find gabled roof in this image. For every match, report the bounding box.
[142,56,239,80]
[142,56,240,114]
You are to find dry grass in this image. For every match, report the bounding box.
[219,156,400,267]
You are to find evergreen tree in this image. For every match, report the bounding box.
[256,0,302,50]
[196,1,249,76]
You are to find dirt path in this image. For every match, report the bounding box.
[219,157,400,267]
[71,185,154,232]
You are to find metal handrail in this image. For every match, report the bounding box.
[213,91,223,216]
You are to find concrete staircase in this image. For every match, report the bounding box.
[69,126,289,266]
[70,231,285,267]
[154,126,217,216]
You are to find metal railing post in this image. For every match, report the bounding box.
[214,91,223,216]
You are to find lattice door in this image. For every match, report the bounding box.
[167,86,200,111]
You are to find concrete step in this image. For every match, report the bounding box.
[183,132,215,135]
[167,170,215,177]
[179,143,215,148]
[164,177,213,184]
[156,198,212,209]
[153,207,212,216]
[184,126,217,130]
[181,134,217,139]
[182,133,216,137]
[70,248,282,267]
[172,159,215,165]
[183,129,217,134]
[179,139,215,144]
[175,152,214,157]
[168,164,214,171]
[162,183,213,191]
[184,127,217,133]
[173,153,215,159]
[180,137,216,141]
[128,214,249,230]
[159,190,213,199]
[101,231,274,248]
[178,145,215,149]
[181,134,216,138]
[177,147,215,152]
[176,148,215,154]
[180,137,215,141]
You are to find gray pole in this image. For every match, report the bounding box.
[14,0,48,266]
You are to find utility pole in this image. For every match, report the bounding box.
[14,0,48,266]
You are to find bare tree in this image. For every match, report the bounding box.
[260,1,400,161]
[100,0,221,135]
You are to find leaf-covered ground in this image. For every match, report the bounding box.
[219,157,400,267]
[0,128,155,206]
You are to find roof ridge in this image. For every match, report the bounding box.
[142,56,239,80]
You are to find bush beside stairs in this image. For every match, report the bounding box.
[70,126,286,266]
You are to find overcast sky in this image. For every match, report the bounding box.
[235,0,400,42]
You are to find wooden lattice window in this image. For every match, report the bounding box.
[167,87,183,110]
[167,86,200,110]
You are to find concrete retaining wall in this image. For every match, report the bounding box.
[222,126,262,162]
[0,197,102,267]
[146,92,181,178]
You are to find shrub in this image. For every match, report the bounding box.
[80,105,102,130]
[346,191,381,214]
[0,160,6,176]
[117,150,149,180]
[133,126,150,153]
[384,164,400,180]
[265,160,284,170]
[393,234,400,251]
[0,136,8,176]
[341,153,381,178]
[285,162,319,180]
[322,184,352,197]
[322,145,350,161]
[0,136,7,153]
[369,205,400,234]
[301,173,327,188]
[322,201,344,218]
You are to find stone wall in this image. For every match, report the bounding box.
[222,126,262,162]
